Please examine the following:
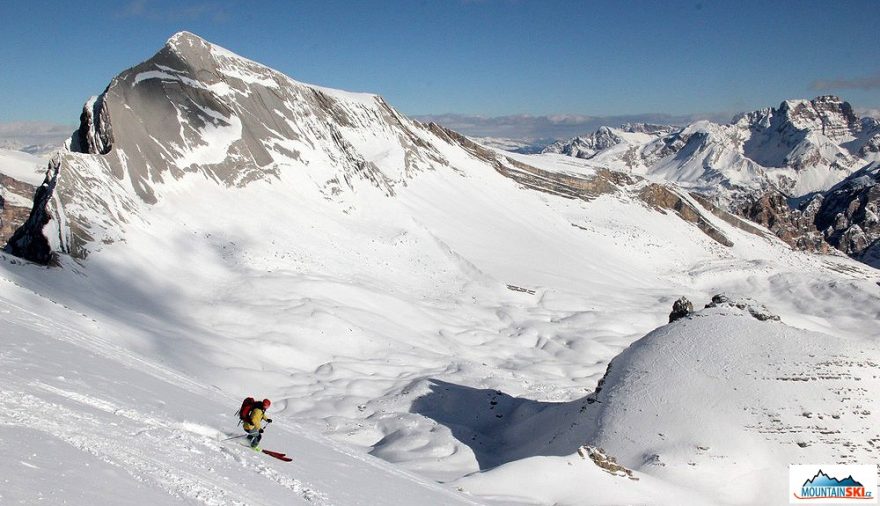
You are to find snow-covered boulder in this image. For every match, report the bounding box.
[668,296,693,323]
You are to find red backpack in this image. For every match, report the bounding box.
[237,397,259,424]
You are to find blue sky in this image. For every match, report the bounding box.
[1,0,878,130]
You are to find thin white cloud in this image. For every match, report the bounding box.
[412,112,730,141]
[0,122,74,149]
[116,0,230,22]
[811,73,880,91]
[856,108,880,119]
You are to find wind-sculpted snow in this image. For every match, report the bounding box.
[0,272,479,505]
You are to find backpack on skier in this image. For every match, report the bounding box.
[237,397,258,425]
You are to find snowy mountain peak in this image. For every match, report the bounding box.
[777,95,861,141]
[6,32,569,262]
[165,30,208,49]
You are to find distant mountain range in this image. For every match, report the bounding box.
[540,97,880,266]
[545,96,879,199]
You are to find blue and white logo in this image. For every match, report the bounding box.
[791,465,877,504]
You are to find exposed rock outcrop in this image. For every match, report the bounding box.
[543,126,625,159]
[0,174,38,242]
[7,32,469,261]
[736,190,829,252]
[73,93,113,155]
[550,96,874,203]
[639,185,733,246]
[814,161,880,259]
[668,296,693,323]
[704,294,780,322]
[429,122,637,201]
[4,161,59,264]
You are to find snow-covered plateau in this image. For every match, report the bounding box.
[1,32,878,505]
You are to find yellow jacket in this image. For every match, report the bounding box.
[243,407,268,431]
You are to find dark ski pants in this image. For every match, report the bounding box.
[245,428,262,448]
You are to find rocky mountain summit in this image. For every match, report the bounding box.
[543,126,626,159]
[4,32,498,261]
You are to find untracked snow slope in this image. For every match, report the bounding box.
[0,148,47,186]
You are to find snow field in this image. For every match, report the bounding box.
[3,144,877,503]
[0,273,480,505]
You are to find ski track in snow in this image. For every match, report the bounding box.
[0,383,329,506]
[0,293,331,506]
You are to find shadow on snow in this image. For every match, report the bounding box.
[409,378,592,470]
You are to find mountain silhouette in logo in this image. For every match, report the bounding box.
[803,470,864,488]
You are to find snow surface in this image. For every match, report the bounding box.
[0,266,479,506]
[0,147,48,185]
[3,148,878,504]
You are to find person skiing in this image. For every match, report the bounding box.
[240,398,273,450]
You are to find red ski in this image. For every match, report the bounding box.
[262,449,292,462]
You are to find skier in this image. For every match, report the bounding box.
[240,398,273,450]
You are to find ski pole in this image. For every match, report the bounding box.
[221,434,249,442]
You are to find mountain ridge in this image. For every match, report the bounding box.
[5,31,772,265]
[542,96,880,265]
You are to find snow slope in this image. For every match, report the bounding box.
[0,148,47,186]
[0,263,479,506]
[455,303,880,505]
[4,148,878,503]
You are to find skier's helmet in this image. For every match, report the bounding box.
[262,398,271,409]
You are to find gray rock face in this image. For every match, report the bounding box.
[4,161,59,264]
[814,161,880,260]
[542,95,880,266]
[778,95,860,143]
[861,134,880,157]
[550,95,874,202]
[639,185,733,247]
[739,96,859,171]
[736,191,829,252]
[619,123,676,135]
[74,94,113,155]
[0,173,37,243]
[67,31,452,205]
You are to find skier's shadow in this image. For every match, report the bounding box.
[407,379,589,470]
